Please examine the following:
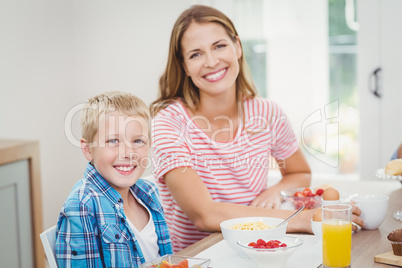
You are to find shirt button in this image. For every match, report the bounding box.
[115,234,120,239]
[72,250,77,256]
[121,218,125,223]
[118,198,122,203]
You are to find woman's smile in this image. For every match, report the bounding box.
[204,68,227,81]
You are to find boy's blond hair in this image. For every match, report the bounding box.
[81,91,150,143]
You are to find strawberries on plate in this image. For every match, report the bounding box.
[248,239,288,249]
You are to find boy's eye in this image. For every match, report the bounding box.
[133,139,145,144]
[132,139,148,148]
[107,139,119,144]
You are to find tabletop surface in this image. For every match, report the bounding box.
[177,179,402,267]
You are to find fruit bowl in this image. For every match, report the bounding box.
[140,255,210,268]
[237,236,303,268]
[220,217,287,258]
[281,187,322,210]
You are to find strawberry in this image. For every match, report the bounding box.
[294,191,304,197]
[249,239,288,249]
[302,188,312,196]
[256,239,266,246]
[315,189,324,196]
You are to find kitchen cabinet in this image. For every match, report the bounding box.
[0,140,44,268]
[358,0,402,177]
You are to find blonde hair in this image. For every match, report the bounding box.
[151,4,257,116]
[81,91,150,143]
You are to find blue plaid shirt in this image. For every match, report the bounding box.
[55,163,172,268]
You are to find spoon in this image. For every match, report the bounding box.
[275,205,305,228]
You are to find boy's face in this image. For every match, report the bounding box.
[81,111,149,192]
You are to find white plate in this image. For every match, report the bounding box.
[376,168,402,181]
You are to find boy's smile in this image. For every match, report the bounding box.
[115,165,135,174]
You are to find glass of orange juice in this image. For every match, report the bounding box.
[322,204,352,268]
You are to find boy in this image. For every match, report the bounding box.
[55,91,172,267]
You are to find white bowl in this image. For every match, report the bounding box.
[311,219,322,248]
[220,217,287,258]
[237,236,303,268]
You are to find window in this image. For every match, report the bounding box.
[202,0,359,177]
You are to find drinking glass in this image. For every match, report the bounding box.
[322,204,352,268]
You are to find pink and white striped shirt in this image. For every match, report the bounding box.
[151,97,298,252]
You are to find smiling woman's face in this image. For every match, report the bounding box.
[181,22,242,99]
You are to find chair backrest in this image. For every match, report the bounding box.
[40,225,58,268]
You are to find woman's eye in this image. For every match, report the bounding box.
[216,44,226,50]
[189,52,201,59]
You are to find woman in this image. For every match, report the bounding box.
[151,5,363,252]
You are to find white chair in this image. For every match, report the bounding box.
[40,225,58,268]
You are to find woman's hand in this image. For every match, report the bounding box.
[249,187,282,209]
[250,149,311,209]
[351,203,364,232]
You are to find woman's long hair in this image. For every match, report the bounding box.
[151,5,257,117]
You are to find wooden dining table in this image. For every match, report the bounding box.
[177,178,402,267]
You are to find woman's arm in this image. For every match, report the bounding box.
[250,148,311,209]
[164,166,315,234]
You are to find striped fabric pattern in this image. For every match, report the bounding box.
[151,98,299,252]
[55,163,172,268]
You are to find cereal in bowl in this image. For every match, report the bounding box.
[230,220,273,230]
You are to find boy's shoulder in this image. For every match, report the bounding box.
[61,177,160,212]
[132,178,164,211]
[61,178,107,211]
[133,178,158,194]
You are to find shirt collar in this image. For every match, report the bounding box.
[132,180,162,212]
[84,162,122,205]
[84,162,162,212]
